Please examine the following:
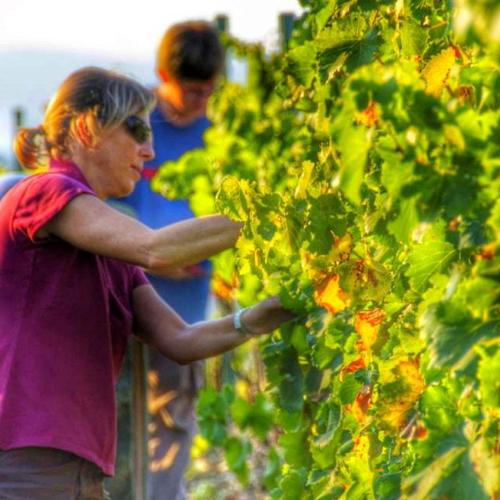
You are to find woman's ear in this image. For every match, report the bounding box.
[73,115,95,148]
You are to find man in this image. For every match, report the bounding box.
[120,21,224,499]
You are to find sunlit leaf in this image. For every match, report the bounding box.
[314,274,351,314]
[354,309,386,352]
[422,46,457,97]
[470,437,500,497]
[477,348,500,411]
[406,220,456,292]
[379,358,425,430]
[211,273,237,303]
[355,99,380,127]
[420,302,499,371]
[338,125,371,205]
[402,447,467,499]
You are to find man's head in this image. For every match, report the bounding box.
[156,21,224,122]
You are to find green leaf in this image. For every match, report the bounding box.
[487,198,500,236]
[420,385,460,434]
[426,451,489,500]
[265,341,305,415]
[400,21,428,57]
[420,302,499,371]
[406,220,456,292]
[388,197,420,244]
[380,155,414,201]
[196,387,229,446]
[313,343,338,369]
[230,394,274,439]
[477,347,500,410]
[310,404,341,469]
[215,176,250,221]
[317,26,379,79]
[279,467,307,500]
[278,430,310,469]
[278,349,304,413]
[263,447,281,491]
[470,436,500,497]
[294,160,315,200]
[345,28,380,72]
[288,42,317,87]
[339,374,363,404]
[402,446,467,499]
[338,125,371,205]
[224,437,251,485]
[306,193,347,253]
[374,473,401,500]
[315,4,333,32]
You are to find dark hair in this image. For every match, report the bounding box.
[14,67,155,170]
[156,21,224,81]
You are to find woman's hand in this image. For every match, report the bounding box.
[237,297,296,336]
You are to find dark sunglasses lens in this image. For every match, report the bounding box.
[125,116,151,144]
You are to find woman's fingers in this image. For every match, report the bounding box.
[242,296,296,336]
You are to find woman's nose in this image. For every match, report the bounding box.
[140,141,155,161]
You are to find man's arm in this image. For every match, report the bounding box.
[43,194,242,272]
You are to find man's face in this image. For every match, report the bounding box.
[168,77,217,119]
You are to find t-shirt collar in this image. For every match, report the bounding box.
[49,158,91,188]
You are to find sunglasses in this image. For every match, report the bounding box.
[124,115,152,144]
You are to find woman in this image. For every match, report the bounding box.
[0,67,292,498]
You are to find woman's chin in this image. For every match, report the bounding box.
[109,184,134,200]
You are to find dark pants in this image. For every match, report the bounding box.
[0,447,108,500]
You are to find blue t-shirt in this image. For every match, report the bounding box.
[0,172,27,198]
[120,107,212,323]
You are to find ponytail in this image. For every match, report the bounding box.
[13,126,49,170]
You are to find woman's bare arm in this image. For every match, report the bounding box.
[43,194,242,271]
[132,285,294,364]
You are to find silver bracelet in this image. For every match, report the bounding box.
[233,307,258,336]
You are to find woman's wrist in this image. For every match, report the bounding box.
[233,307,259,337]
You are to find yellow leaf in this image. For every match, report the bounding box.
[355,309,386,352]
[350,385,372,424]
[379,358,426,430]
[211,273,237,303]
[314,274,350,314]
[330,233,353,263]
[355,100,380,127]
[235,379,251,401]
[422,46,457,97]
[294,160,315,199]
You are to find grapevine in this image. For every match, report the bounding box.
[154,1,499,498]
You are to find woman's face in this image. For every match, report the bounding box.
[89,113,154,198]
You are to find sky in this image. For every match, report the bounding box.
[0,0,303,166]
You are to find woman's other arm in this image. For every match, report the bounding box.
[132,285,293,364]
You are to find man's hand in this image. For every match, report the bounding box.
[149,264,207,280]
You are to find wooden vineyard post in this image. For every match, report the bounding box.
[279,12,296,51]
[214,13,229,34]
[12,107,24,170]
[214,14,229,78]
[130,338,147,500]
